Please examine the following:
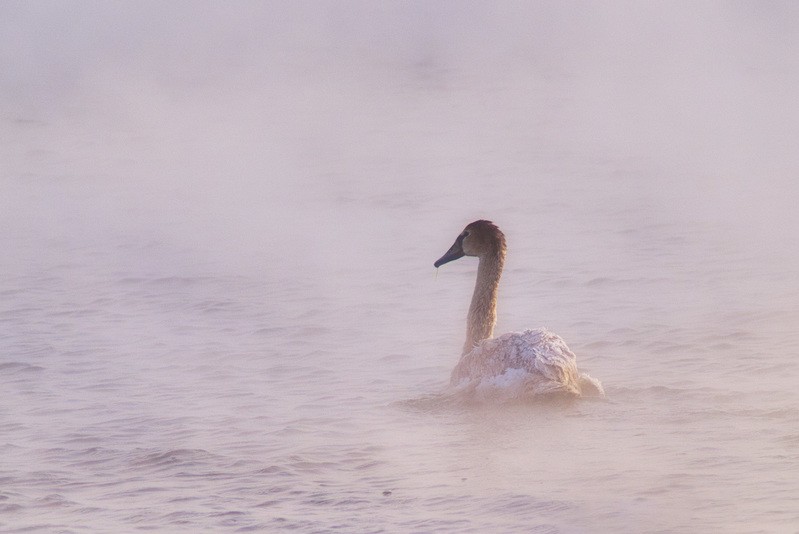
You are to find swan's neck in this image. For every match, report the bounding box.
[463,247,504,354]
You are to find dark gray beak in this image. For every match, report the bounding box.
[434,235,466,268]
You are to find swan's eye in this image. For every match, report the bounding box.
[462,231,470,238]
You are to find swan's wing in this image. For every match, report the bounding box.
[449,328,602,398]
[523,329,604,397]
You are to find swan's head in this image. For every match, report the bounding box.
[434,220,506,268]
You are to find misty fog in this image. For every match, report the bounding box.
[3,2,799,532]
[4,2,799,267]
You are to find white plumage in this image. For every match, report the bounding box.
[451,328,604,399]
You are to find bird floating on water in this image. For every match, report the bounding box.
[434,220,603,399]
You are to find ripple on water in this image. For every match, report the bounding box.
[128,448,217,471]
[0,362,45,373]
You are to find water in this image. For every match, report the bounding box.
[3,3,799,532]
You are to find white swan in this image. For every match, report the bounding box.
[434,220,603,399]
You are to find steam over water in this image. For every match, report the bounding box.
[3,2,799,532]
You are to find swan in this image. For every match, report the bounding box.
[434,220,603,398]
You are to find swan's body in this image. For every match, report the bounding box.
[434,220,603,399]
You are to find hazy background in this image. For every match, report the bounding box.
[4,1,799,268]
[4,1,799,347]
[2,1,799,532]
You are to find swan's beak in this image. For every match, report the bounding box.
[434,239,465,268]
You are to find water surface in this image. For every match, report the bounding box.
[2,3,799,532]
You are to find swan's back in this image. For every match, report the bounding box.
[450,328,604,400]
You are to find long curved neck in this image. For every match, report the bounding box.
[463,247,505,354]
